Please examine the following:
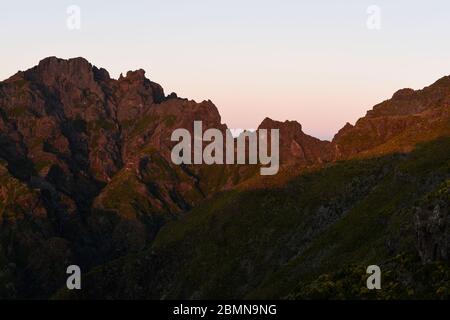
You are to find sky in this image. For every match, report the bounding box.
[1,0,450,140]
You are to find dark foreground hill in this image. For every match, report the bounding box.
[57,137,450,299]
[0,57,449,299]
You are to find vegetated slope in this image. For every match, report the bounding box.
[58,137,450,299]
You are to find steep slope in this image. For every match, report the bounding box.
[258,118,333,166]
[58,137,450,299]
[332,79,450,158]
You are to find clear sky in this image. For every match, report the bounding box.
[1,0,450,140]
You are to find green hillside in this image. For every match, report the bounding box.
[57,137,450,299]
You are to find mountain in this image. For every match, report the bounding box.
[332,80,450,158]
[0,57,449,299]
[0,57,230,297]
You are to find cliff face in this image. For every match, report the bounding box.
[0,57,449,299]
[0,57,227,218]
[258,118,333,165]
[331,79,450,159]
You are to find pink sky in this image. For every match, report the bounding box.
[2,0,450,140]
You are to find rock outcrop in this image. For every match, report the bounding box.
[258,118,333,165]
[415,181,450,263]
[331,78,450,159]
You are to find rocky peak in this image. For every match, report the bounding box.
[93,66,111,82]
[116,68,165,111]
[25,56,96,87]
[392,88,415,99]
[430,75,450,88]
[122,69,146,82]
[332,122,354,141]
[258,117,303,133]
[366,75,450,118]
[332,75,450,159]
[257,117,332,165]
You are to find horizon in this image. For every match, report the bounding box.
[2,0,450,140]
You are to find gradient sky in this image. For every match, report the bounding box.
[1,0,450,140]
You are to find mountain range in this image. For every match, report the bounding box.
[0,57,449,299]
